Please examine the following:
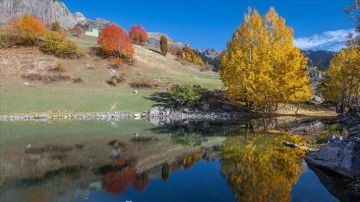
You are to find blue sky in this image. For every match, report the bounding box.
[62,0,356,51]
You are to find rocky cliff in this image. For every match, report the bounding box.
[0,0,82,29]
[0,0,113,30]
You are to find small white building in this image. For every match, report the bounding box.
[85,29,99,37]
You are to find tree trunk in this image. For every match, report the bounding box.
[295,105,300,115]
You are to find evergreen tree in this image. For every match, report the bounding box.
[160,35,168,56]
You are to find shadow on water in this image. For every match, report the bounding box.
[143,92,171,107]
[307,163,360,201]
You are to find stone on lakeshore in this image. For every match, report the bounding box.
[349,125,360,137]
[149,107,160,117]
[305,138,360,178]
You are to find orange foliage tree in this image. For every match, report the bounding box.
[12,13,48,45]
[129,25,148,45]
[98,25,134,58]
[103,167,137,194]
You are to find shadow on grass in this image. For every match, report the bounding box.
[143,92,171,107]
[146,48,163,55]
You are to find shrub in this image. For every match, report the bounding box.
[129,25,148,45]
[106,72,127,86]
[169,44,182,56]
[21,73,72,83]
[98,25,134,58]
[160,35,168,56]
[199,65,212,72]
[0,33,8,48]
[12,13,48,46]
[72,76,83,83]
[170,84,207,102]
[181,45,204,66]
[129,77,158,88]
[54,63,65,72]
[0,24,22,48]
[51,21,61,32]
[70,23,84,37]
[39,32,81,58]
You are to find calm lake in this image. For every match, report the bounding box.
[0,117,351,201]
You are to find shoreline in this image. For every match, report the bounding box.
[0,107,337,122]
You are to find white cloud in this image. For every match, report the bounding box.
[294,29,358,51]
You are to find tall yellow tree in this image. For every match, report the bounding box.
[220,8,311,112]
[319,47,360,111]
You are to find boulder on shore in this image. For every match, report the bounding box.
[305,138,360,178]
[306,108,360,179]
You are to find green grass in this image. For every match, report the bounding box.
[0,82,167,113]
[67,34,98,49]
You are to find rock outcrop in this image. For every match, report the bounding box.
[0,0,80,29]
[305,109,360,179]
[306,138,360,178]
[0,0,114,30]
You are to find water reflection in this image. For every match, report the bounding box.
[221,134,306,202]
[0,118,348,201]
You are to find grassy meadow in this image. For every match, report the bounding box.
[0,35,222,114]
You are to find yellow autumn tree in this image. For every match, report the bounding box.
[319,47,360,111]
[12,13,48,46]
[220,8,311,112]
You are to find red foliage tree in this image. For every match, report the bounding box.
[129,25,148,45]
[12,13,48,45]
[132,173,150,192]
[103,167,137,194]
[98,25,134,58]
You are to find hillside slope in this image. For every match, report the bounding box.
[0,37,221,114]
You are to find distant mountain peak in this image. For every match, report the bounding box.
[197,48,221,59]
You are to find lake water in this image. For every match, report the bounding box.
[0,118,351,201]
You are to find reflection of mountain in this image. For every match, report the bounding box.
[307,163,360,201]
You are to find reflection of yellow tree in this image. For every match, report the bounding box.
[221,134,306,202]
[181,150,205,169]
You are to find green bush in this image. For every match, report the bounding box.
[170,84,207,101]
[129,77,158,88]
[51,21,61,32]
[39,32,81,59]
